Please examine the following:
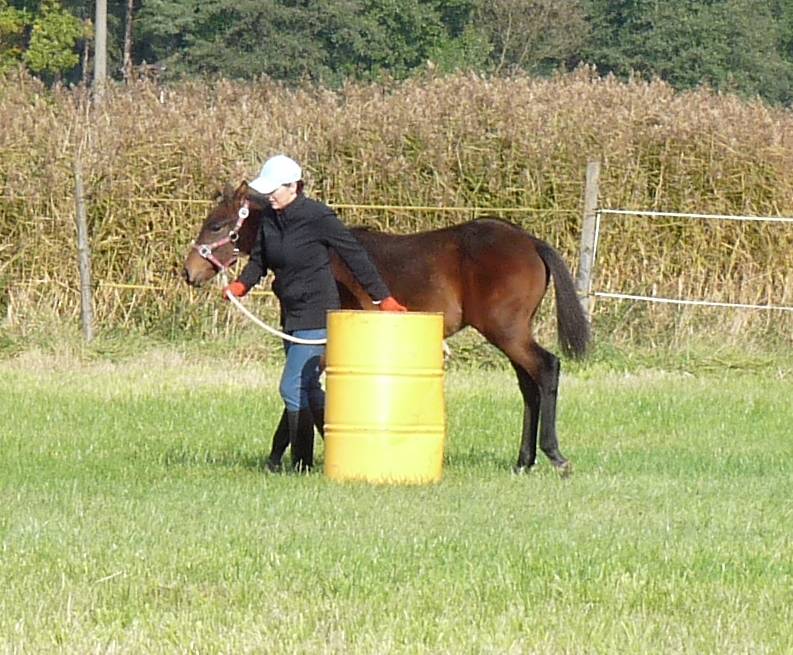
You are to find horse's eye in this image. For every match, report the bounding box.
[209,223,223,232]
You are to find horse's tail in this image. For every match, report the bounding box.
[534,239,591,359]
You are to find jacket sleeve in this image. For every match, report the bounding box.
[318,209,391,301]
[237,225,267,289]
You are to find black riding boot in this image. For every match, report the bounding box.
[287,409,315,473]
[265,409,290,472]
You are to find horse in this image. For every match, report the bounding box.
[183,181,590,475]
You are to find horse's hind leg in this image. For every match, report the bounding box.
[506,340,570,475]
[535,346,570,474]
[510,362,539,473]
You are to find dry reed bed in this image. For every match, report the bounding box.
[2,68,793,344]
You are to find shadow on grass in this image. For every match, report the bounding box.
[161,444,275,472]
[442,447,511,472]
[161,442,518,477]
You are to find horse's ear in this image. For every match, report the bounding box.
[241,181,270,209]
[216,182,235,203]
[234,180,249,202]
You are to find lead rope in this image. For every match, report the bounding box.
[223,274,450,355]
[220,271,328,345]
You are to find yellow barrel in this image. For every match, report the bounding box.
[324,310,445,484]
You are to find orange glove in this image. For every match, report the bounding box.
[379,296,407,312]
[222,280,248,301]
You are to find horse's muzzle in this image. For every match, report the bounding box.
[182,266,198,286]
[183,261,210,287]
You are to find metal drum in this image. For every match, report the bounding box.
[324,310,445,484]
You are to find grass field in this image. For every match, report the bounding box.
[1,349,792,654]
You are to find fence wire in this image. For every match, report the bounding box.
[591,208,793,313]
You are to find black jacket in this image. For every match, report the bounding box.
[238,194,390,331]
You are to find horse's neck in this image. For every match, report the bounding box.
[238,209,264,255]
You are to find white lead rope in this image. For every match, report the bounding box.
[219,273,452,355]
[220,272,328,345]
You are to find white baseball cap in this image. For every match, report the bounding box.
[249,154,302,194]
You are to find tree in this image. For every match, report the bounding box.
[134,0,489,83]
[94,0,106,99]
[774,0,793,62]
[135,0,286,80]
[22,0,83,80]
[121,0,133,81]
[475,0,590,74]
[717,0,793,104]
[59,0,126,84]
[579,0,793,104]
[0,0,28,73]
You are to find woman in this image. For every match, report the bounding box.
[224,154,407,472]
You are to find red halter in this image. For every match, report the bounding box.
[193,200,250,271]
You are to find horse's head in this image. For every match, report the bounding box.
[183,181,264,287]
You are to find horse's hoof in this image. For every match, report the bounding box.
[555,461,573,478]
[512,464,533,475]
[264,459,283,473]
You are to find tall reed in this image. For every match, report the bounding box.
[2,67,792,348]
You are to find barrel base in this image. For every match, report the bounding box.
[324,428,444,484]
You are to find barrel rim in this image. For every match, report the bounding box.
[327,309,445,318]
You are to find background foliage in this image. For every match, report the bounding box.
[3,0,793,104]
[2,68,793,354]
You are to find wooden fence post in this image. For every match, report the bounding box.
[576,159,600,319]
[73,155,95,342]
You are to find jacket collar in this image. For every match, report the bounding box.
[277,192,307,221]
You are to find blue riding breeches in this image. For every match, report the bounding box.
[279,329,326,412]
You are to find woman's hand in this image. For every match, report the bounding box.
[379,296,407,312]
[222,280,248,301]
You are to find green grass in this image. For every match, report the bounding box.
[1,350,793,654]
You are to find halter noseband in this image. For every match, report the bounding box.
[193,200,250,271]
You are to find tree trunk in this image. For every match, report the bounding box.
[94,0,107,103]
[122,0,134,83]
[82,32,90,86]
